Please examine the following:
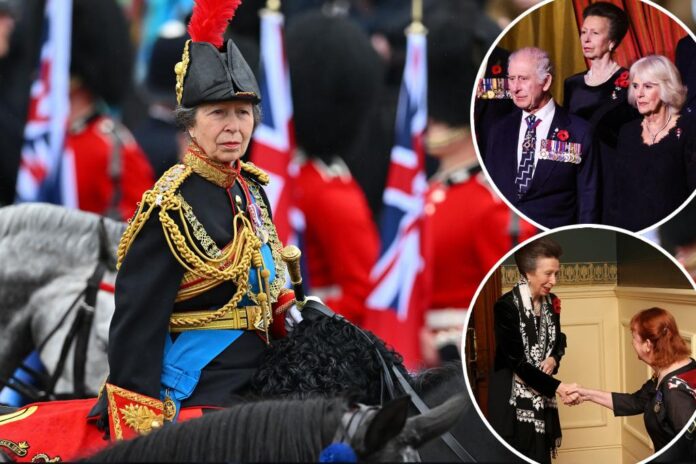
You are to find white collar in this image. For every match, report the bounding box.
[522,98,555,124]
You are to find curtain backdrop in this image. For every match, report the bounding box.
[498,0,689,104]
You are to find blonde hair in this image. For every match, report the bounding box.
[628,55,687,115]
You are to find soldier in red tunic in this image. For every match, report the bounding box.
[66,0,153,221]
[421,14,537,366]
[285,12,382,326]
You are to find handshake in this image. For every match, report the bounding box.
[556,383,588,406]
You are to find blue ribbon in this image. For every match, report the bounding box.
[160,329,242,422]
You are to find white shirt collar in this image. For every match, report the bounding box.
[522,97,555,124]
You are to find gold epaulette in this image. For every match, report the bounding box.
[116,163,192,268]
[240,161,270,185]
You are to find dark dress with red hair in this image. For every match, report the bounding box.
[612,358,696,451]
[563,68,639,226]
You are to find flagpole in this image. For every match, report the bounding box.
[406,0,426,35]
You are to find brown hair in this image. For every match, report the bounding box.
[582,2,629,49]
[514,237,563,277]
[631,307,691,369]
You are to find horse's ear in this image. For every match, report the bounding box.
[401,394,466,448]
[362,395,410,455]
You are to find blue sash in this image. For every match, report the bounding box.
[159,230,277,422]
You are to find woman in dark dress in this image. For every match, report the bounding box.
[563,2,639,225]
[614,55,696,232]
[87,0,298,440]
[488,238,576,464]
[573,308,696,452]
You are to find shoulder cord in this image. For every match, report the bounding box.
[117,166,267,328]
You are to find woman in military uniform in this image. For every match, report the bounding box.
[89,0,296,440]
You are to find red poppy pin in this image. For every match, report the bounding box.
[491,64,503,76]
[557,130,570,141]
[614,70,630,88]
[552,297,561,314]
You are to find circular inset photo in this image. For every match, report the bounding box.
[472,0,696,233]
[464,227,696,463]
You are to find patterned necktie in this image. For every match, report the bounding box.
[515,114,541,198]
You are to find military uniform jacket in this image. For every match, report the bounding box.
[424,165,536,311]
[107,147,291,411]
[292,157,378,325]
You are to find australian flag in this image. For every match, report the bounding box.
[15,0,74,207]
[363,28,430,369]
[249,7,296,246]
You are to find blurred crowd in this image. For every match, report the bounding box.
[0,0,693,367]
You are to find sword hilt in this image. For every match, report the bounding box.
[281,245,306,308]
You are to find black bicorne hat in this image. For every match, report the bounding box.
[175,0,260,107]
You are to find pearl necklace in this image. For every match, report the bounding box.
[643,113,672,145]
[586,61,619,85]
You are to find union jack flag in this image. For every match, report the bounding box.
[363,28,430,369]
[15,0,74,207]
[250,8,296,246]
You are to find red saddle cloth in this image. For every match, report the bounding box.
[0,399,203,462]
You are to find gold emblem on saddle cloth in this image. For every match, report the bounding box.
[30,452,61,462]
[0,439,29,457]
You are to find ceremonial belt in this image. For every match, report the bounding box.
[169,305,266,333]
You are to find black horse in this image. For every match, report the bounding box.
[85,395,465,462]
[252,308,522,463]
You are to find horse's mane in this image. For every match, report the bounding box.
[0,204,125,319]
[252,315,409,404]
[410,361,464,398]
[86,397,345,462]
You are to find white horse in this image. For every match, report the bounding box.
[0,203,123,400]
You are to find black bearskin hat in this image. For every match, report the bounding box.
[176,0,260,107]
[426,2,499,127]
[145,21,189,106]
[426,15,475,128]
[285,11,383,160]
[70,0,133,106]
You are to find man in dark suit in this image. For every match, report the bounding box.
[483,46,599,228]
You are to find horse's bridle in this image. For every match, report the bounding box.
[0,219,113,402]
[332,403,420,462]
[302,300,474,462]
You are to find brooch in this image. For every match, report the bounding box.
[612,71,630,100]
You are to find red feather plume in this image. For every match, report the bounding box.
[188,0,242,49]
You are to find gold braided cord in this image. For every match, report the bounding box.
[241,162,270,185]
[162,212,261,328]
[117,164,192,269]
[159,208,259,282]
[115,161,277,329]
